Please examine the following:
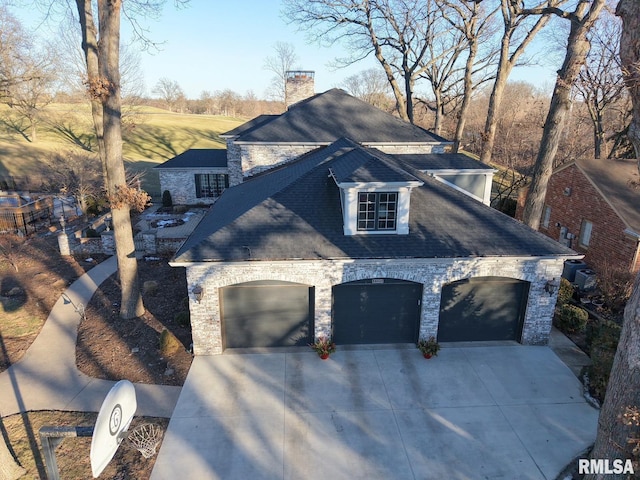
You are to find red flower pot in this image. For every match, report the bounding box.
[423,353,432,359]
[320,353,329,360]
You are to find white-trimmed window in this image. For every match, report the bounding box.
[195,174,229,199]
[541,205,551,229]
[579,220,593,248]
[357,192,397,231]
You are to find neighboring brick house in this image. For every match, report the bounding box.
[534,157,640,274]
[169,77,579,356]
[155,149,229,205]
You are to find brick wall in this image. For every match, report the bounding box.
[537,164,639,273]
[183,256,565,355]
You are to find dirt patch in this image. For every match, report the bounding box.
[76,257,193,386]
[0,235,100,371]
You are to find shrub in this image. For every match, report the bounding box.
[556,278,574,306]
[174,311,190,327]
[586,319,622,402]
[554,304,589,333]
[159,329,183,356]
[594,263,634,314]
[173,205,188,214]
[162,190,173,208]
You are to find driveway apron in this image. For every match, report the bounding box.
[151,345,598,480]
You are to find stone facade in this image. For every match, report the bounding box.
[226,142,452,186]
[158,168,228,205]
[183,256,566,355]
[285,71,315,109]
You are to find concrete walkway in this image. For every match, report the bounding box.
[0,256,181,418]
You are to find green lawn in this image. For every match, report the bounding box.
[0,104,245,196]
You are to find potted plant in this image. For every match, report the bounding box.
[309,336,336,360]
[417,336,440,359]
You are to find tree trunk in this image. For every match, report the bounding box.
[480,23,512,165]
[585,2,640,475]
[76,0,106,176]
[433,88,443,135]
[454,38,478,153]
[585,272,640,479]
[616,0,640,166]
[76,0,144,319]
[480,0,552,166]
[0,433,25,480]
[97,0,144,319]
[522,0,606,230]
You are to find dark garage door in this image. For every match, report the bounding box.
[332,279,422,345]
[221,281,314,349]
[438,277,529,342]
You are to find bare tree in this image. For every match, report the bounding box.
[585,3,640,474]
[152,77,185,112]
[574,8,625,158]
[479,0,559,166]
[5,51,57,142]
[283,0,445,123]
[418,23,468,136]
[43,149,104,215]
[263,41,298,104]
[0,7,58,141]
[521,0,607,229]
[0,6,35,101]
[440,0,499,152]
[341,68,393,110]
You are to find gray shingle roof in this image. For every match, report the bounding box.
[330,144,422,184]
[221,114,278,138]
[154,149,227,169]
[229,89,450,145]
[173,139,576,263]
[393,152,493,171]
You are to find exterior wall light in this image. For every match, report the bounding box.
[192,285,204,303]
[544,279,557,296]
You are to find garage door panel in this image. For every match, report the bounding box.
[438,277,529,342]
[221,282,313,349]
[333,280,422,345]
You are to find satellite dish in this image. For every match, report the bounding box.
[90,380,137,478]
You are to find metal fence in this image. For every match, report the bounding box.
[0,207,52,236]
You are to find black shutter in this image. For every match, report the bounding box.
[195,174,201,198]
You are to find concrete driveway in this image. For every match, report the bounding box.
[150,346,598,480]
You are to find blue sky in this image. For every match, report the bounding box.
[11,1,557,100]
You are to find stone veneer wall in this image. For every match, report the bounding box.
[184,256,566,355]
[158,168,227,205]
[225,142,453,186]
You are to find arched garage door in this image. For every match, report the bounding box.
[332,279,422,345]
[438,277,529,342]
[220,281,314,349]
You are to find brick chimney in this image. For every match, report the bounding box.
[285,71,315,109]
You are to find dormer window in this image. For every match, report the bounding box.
[358,192,397,231]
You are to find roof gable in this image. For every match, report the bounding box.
[574,158,640,233]
[154,149,227,169]
[230,89,450,145]
[174,139,575,263]
[330,144,422,184]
